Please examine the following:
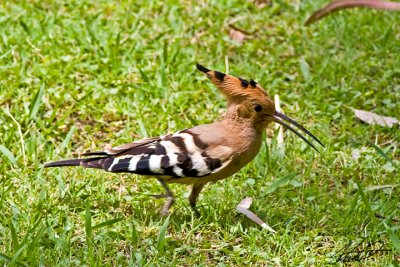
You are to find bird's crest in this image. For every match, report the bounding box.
[196,63,269,100]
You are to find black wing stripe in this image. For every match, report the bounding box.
[110,158,131,172]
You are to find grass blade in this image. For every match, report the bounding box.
[57,126,76,154]
[265,172,296,194]
[29,84,45,120]
[0,253,12,262]
[345,191,360,218]
[299,58,311,81]
[356,181,375,221]
[384,223,400,252]
[92,218,124,230]
[3,107,26,164]
[367,141,394,164]
[9,221,19,252]
[137,67,150,82]
[137,118,148,137]
[156,215,170,253]
[85,202,93,260]
[85,203,92,240]
[0,252,27,267]
[0,145,17,166]
[9,244,27,267]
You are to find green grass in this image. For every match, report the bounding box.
[0,0,399,265]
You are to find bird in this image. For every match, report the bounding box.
[44,63,324,216]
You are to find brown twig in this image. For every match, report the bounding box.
[305,0,400,26]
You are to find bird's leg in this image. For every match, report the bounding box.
[188,183,206,217]
[152,179,175,216]
[149,179,171,199]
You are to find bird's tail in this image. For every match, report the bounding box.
[44,156,108,169]
[44,158,84,168]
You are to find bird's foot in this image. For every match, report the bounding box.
[160,197,175,216]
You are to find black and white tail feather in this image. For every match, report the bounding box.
[44,129,225,179]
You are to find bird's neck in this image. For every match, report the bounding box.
[219,115,264,149]
[222,108,267,136]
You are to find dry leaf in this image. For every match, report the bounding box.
[252,0,272,8]
[190,31,206,44]
[236,197,276,233]
[365,184,398,191]
[305,0,400,26]
[229,28,248,44]
[353,108,399,127]
[228,22,255,45]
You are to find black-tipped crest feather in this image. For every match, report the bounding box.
[196,63,210,73]
[214,71,226,81]
[239,78,249,88]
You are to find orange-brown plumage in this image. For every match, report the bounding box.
[44,64,324,216]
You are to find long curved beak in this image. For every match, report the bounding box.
[270,111,325,152]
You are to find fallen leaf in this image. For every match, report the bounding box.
[190,31,205,44]
[229,28,248,44]
[236,197,276,233]
[228,22,256,45]
[353,109,399,127]
[252,0,272,8]
[365,184,398,191]
[305,0,400,26]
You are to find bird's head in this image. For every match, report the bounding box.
[196,63,324,152]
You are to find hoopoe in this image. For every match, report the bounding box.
[45,64,324,216]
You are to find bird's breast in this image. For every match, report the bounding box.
[166,130,263,184]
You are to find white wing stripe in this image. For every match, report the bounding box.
[128,156,141,171]
[149,155,164,174]
[108,158,119,171]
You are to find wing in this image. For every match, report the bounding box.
[83,129,231,178]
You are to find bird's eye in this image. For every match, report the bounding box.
[253,104,262,112]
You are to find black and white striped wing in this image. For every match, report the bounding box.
[90,130,226,178]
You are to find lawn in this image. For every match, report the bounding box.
[0,0,399,266]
